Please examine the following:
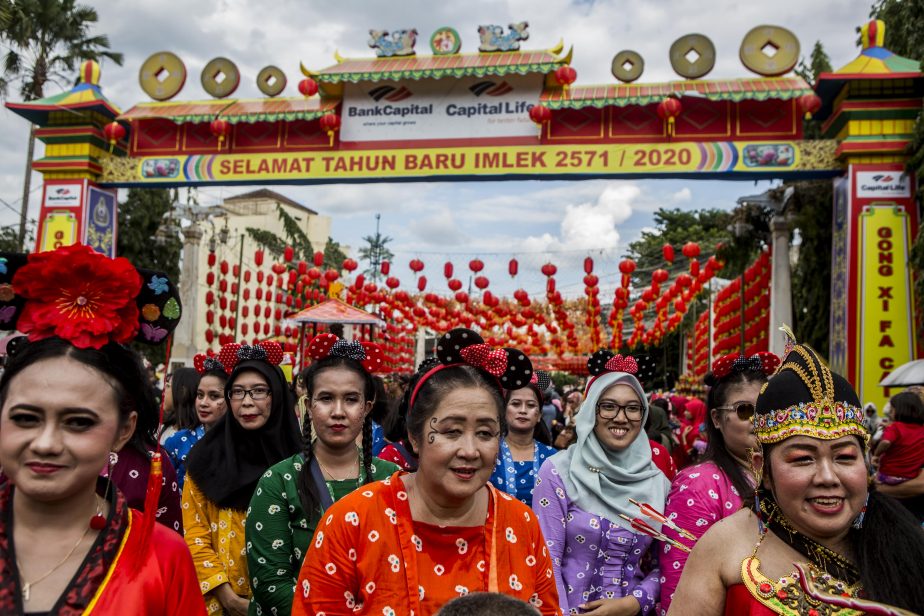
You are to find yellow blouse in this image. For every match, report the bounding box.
[182,476,250,615]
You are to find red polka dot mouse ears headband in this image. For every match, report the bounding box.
[194,340,284,374]
[306,333,385,373]
[0,244,182,350]
[530,369,552,393]
[585,349,639,393]
[409,328,533,411]
[711,351,780,380]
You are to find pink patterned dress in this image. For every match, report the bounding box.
[658,461,745,614]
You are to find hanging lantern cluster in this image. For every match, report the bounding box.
[712,249,771,357]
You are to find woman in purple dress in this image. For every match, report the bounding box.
[534,352,671,616]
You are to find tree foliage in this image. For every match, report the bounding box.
[358,229,394,280]
[245,203,346,270]
[1,0,123,100]
[795,41,833,87]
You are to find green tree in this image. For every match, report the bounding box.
[1,0,123,249]
[795,41,833,87]
[245,203,346,270]
[358,228,394,281]
[116,188,181,365]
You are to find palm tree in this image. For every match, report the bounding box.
[357,214,394,282]
[1,0,124,249]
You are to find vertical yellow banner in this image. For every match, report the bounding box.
[858,204,915,409]
[38,211,79,253]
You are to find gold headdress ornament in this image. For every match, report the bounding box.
[753,325,867,445]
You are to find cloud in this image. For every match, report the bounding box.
[407,207,467,246]
[672,187,692,202]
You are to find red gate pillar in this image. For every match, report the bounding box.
[820,20,923,410]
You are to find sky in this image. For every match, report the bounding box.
[0,0,875,297]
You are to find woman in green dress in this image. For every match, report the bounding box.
[245,335,398,616]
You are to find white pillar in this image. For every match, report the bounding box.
[769,215,793,356]
[172,222,203,367]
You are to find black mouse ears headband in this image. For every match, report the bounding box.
[409,328,533,410]
[0,244,181,351]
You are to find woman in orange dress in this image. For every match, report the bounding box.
[293,328,560,615]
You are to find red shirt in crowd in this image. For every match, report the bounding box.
[880,421,924,479]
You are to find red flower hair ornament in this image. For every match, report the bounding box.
[306,333,385,373]
[1,244,181,350]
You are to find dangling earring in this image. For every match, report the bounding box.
[91,451,117,530]
[852,492,869,530]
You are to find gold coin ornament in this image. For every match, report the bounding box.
[611,50,644,83]
[257,65,287,97]
[201,57,241,99]
[740,25,800,77]
[139,51,187,101]
[431,27,462,55]
[669,34,716,79]
[141,304,161,322]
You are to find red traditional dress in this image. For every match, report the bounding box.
[0,481,206,615]
[293,472,560,616]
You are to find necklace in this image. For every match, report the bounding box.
[317,455,360,482]
[16,524,93,601]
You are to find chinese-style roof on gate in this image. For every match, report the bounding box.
[312,47,568,84]
[540,77,813,110]
[814,20,923,121]
[289,298,386,326]
[6,81,121,125]
[119,97,338,125]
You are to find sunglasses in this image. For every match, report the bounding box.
[715,402,756,421]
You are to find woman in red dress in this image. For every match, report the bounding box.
[0,245,205,615]
[293,328,560,615]
[669,333,924,615]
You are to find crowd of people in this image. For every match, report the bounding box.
[0,245,923,615]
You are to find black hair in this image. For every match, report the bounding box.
[702,368,768,504]
[0,337,159,455]
[296,356,376,519]
[504,385,553,446]
[370,376,391,425]
[405,364,506,445]
[169,367,201,431]
[889,391,924,425]
[763,439,924,612]
[437,592,539,616]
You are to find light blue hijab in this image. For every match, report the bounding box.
[551,371,670,531]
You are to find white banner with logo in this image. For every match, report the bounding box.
[855,171,911,198]
[341,74,544,142]
[42,182,84,208]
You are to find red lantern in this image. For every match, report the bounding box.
[662,244,675,263]
[541,262,557,277]
[508,258,519,277]
[454,291,470,304]
[448,278,463,292]
[656,97,683,137]
[444,262,454,279]
[682,241,701,259]
[417,276,427,292]
[306,267,320,280]
[799,92,822,120]
[102,121,126,151]
[528,104,552,127]
[283,246,294,262]
[618,259,636,275]
[653,268,670,284]
[513,289,529,303]
[583,274,599,287]
[209,118,230,149]
[468,259,484,273]
[554,65,577,91]
[385,276,400,289]
[298,77,319,98]
[583,257,594,274]
[254,249,264,267]
[204,329,215,344]
[311,251,323,267]
[674,298,687,313]
[380,261,391,276]
[319,113,341,146]
[342,258,358,272]
[324,269,339,282]
[474,275,489,290]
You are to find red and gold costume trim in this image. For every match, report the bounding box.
[740,555,864,616]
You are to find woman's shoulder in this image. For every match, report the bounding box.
[535,441,557,459]
[695,507,756,552]
[672,461,728,487]
[324,471,402,517]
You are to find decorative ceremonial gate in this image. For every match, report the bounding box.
[6,20,921,407]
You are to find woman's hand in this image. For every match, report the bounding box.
[214,583,249,616]
[579,596,641,615]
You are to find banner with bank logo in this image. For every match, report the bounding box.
[340,75,543,141]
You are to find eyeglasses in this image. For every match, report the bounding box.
[595,401,644,421]
[715,402,756,421]
[229,387,272,401]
